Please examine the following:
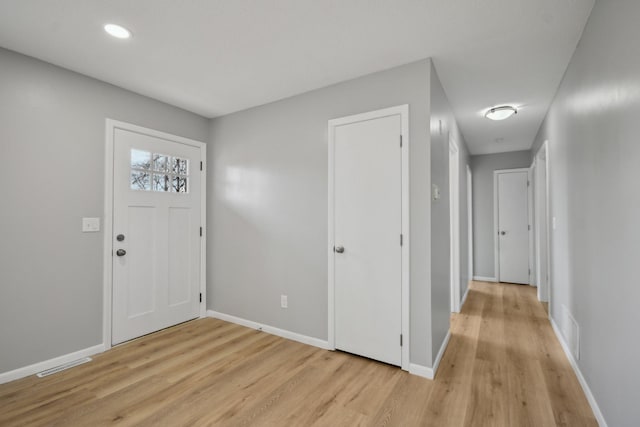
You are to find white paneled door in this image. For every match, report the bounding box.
[496,169,530,284]
[112,128,202,345]
[332,111,403,367]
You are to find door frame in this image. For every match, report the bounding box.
[327,105,409,371]
[533,141,551,307]
[449,137,460,313]
[466,164,473,286]
[493,168,530,283]
[528,167,535,286]
[103,119,207,350]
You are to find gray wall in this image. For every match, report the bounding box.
[208,59,434,366]
[470,151,531,279]
[530,1,640,425]
[429,62,471,363]
[0,48,209,374]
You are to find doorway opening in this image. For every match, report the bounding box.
[466,164,473,292]
[534,141,551,306]
[449,137,460,313]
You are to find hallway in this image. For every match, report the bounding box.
[434,281,596,426]
[0,281,596,426]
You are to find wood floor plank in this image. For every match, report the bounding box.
[0,282,598,426]
[421,290,483,426]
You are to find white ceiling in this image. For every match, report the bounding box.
[0,0,594,155]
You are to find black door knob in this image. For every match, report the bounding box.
[116,249,126,257]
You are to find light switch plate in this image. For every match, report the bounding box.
[432,184,441,200]
[82,217,100,232]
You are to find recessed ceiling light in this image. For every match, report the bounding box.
[485,106,517,121]
[104,24,131,39]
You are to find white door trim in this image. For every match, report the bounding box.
[449,137,460,313]
[103,119,207,350]
[528,166,535,286]
[327,104,410,371]
[534,141,552,309]
[466,164,473,285]
[493,168,530,283]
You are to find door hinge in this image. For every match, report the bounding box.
[528,224,531,231]
[200,226,203,237]
[400,334,403,347]
[400,234,403,246]
[199,293,202,303]
[527,180,530,187]
[400,135,403,147]
[200,161,203,171]
[529,268,531,275]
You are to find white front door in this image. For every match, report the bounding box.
[112,128,202,345]
[496,170,530,284]
[333,112,402,366]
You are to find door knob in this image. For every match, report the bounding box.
[500,231,507,235]
[116,249,126,257]
[334,246,345,254]
[116,234,125,242]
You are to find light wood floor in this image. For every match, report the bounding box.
[0,281,597,426]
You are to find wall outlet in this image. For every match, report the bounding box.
[280,295,288,308]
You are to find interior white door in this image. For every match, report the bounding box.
[112,128,201,345]
[333,113,402,366]
[497,170,530,284]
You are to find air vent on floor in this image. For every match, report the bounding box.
[36,357,92,378]
[561,305,580,360]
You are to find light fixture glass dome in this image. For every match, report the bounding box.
[485,106,517,121]
[104,24,131,39]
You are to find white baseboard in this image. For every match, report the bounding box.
[461,287,470,309]
[473,276,497,282]
[432,330,451,378]
[207,310,330,350]
[550,317,608,427]
[409,363,433,379]
[0,343,105,385]
[408,330,452,380]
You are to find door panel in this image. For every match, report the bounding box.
[112,128,201,345]
[168,207,192,306]
[334,114,402,366]
[497,171,529,284]
[126,205,156,317]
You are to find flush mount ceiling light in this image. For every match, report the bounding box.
[485,106,517,121]
[104,24,131,39]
